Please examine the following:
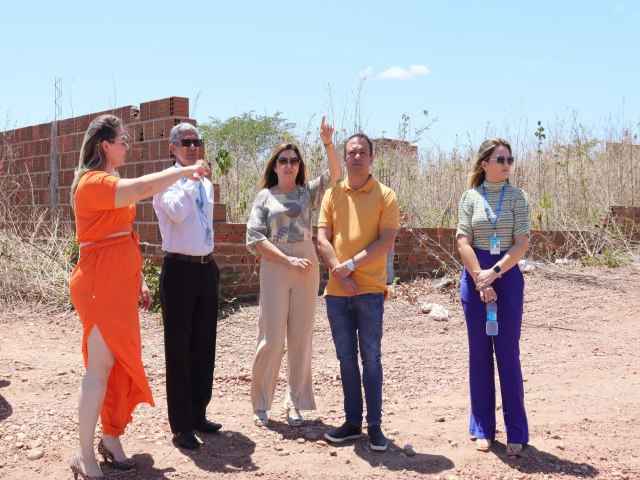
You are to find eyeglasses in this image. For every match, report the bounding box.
[179,139,204,148]
[492,155,515,165]
[277,157,301,166]
[110,138,129,147]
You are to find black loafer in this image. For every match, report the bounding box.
[194,420,222,433]
[173,432,201,450]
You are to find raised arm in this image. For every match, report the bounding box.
[114,161,205,208]
[320,115,341,183]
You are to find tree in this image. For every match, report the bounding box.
[199,112,296,222]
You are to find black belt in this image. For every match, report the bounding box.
[165,252,214,264]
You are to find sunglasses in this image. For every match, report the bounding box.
[492,155,515,165]
[277,157,301,166]
[179,139,204,147]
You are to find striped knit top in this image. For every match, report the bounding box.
[456,181,530,251]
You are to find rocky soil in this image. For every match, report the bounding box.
[0,261,639,479]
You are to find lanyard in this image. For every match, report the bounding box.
[482,181,507,235]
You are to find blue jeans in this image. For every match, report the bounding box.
[326,293,384,426]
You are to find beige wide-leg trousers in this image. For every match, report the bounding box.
[251,240,319,412]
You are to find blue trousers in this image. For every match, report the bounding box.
[460,248,528,444]
[326,293,384,427]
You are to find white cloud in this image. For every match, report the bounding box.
[377,64,430,80]
[358,66,373,79]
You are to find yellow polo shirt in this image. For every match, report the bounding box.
[318,175,399,297]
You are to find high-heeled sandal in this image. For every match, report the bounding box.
[70,454,105,480]
[286,408,304,427]
[97,438,136,470]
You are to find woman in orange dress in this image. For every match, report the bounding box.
[69,114,205,479]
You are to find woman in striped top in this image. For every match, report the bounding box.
[456,138,530,457]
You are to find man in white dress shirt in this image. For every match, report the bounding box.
[153,123,221,450]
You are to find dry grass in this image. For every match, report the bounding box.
[208,114,639,232]
[0,112,638,315]
[0,136,74,317]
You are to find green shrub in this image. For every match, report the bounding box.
[142,259,162,313]
[581,247,631,268]
[64,236,80,268]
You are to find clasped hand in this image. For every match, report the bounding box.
[479,286,498,303]
[473,268,498,290]
[287,256,313,273]
[339,275,359,296]
[473,269,499,303]
[331,261,351,280]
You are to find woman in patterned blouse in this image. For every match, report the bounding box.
[246,117,341,427]
[456,138,531,457]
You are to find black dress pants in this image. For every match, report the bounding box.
[160,256,220,434]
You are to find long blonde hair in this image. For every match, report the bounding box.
[70,115,123,205]
[467,138,512,188]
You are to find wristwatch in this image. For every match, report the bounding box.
[346,258,356,271]
[493,265,502,277]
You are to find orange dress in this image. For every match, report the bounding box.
[69,171,154,436]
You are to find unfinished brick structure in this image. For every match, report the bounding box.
[1,97,638,299]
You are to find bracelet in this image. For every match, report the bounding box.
[323,142,333,147]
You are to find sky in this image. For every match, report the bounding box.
[1,0,639,152]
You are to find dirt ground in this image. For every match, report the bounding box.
[0,261,639,480]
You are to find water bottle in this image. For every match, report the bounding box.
[486,301,498,336]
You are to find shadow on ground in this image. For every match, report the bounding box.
[0,379,11,422]
[325,431,455,475]
[114,452,176,479]
[108,430,257,479]
[183,429,257,475]
[493,442,598,477]
[260,417,332,441]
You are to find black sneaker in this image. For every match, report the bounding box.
[367,425,388,451]
[324,422,362,443]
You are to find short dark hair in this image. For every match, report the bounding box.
[344,133,374,157]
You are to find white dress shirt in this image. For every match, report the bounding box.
[153,166,215,256]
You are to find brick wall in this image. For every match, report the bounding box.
[610,206,640,243]
[0,97,224,235]
[193,224,598,300]
[2,98,638,301]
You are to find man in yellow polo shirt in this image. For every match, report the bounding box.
[317,133,399,452]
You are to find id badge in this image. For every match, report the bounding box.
[490,235,501,255]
